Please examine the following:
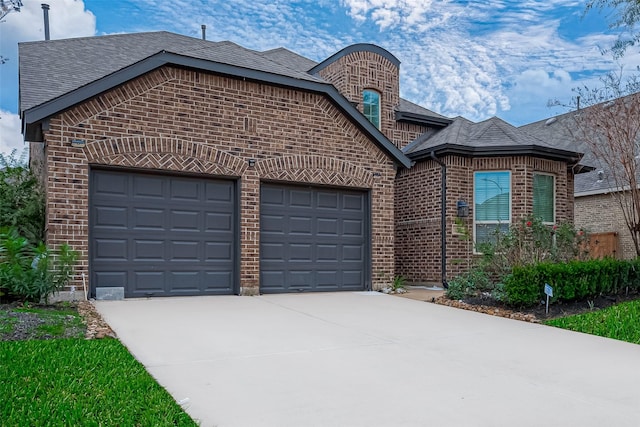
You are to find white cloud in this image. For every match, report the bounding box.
[0,110,26,156]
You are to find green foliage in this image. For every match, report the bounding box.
[0,339,197,426]
[391,275,407,291]
[446,269,491,300]
[0,149,45,245]
[503,258,640,307]
[0,228,78,303]
[585,0,640,58]
[476,215,589,279]
[546,299,640,344]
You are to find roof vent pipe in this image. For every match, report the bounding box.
[201,24,206,40]
[41,3,50,40]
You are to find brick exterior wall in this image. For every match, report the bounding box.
[40,66,398,294]
[395,155,574,284]
[575,192,637,259]
[317,51,400,144]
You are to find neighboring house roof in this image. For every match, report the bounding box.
[403,116,584,165]
[520,98,640,195]
[19,31,411,168]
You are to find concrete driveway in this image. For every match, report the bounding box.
[95,292,640,427]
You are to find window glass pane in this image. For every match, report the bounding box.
[533,174,554,223]
[363,90,380,129]
[474,171,510,221]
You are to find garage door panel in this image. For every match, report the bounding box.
[133,271,165,292]
[260,183,367,293]
[205,242,233,261]
[133,239,165,261]
[317,271,338,287]
[261,186,285,206]
[205,212,232,232]
[343,194,364,211]
[289,244,312,261]
[168,271,200,291]
[93,238,128,261]
[94,206,128,229]
[317,218,338,236]
[262,214,285,234]
[261,243,285,260]
[288,270,313,288]
[91,169,236,297]
[317,245,338,261]
[94,271,127,288]
[133,208,165,230]
[170,179,200,201]
[317,192,338,209]
[133,175,165,199]
[290,216,312,234]
[290,190,312,208]
[206,182,233,202]
[94,172,127,197]
[169,241,200,261]
[343,220,363,237]
[170,210,201,231]
[343,245,363,261]
[204,271,235,291]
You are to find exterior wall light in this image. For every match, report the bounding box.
[248,158,256,167]
[457,200,469,218]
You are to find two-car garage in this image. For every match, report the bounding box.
[90,169,368,298]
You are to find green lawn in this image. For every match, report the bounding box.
[545,299,640,345]
[1,338,197,426]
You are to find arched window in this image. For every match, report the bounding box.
[363,89,381,129]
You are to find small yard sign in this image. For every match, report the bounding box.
[544,283,553,314]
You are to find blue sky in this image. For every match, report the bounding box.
[1,0,639,155]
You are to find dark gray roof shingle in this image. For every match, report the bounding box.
[19,31,322,112]
[396,98,448,120]
[404,116,574,156]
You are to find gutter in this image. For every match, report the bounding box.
[430,151,448,289]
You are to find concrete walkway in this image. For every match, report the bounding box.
[95,292,640,427]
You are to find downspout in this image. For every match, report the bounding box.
[430,151,448,289]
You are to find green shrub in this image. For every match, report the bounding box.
[503,258,640,307]
[446,269,491,300]
[477,216,589,279]
[0,228,78,303]
[0,150,45,245]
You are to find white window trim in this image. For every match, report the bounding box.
[363,89,381,129]
[473,170,512,254]
[533,172,556,225]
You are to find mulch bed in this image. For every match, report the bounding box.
[434,290,640,323]
[0,300,116,341]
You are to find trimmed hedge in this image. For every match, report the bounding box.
[503,258,640,307]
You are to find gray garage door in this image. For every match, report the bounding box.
[260,183,368,293]
[90,169,237,298]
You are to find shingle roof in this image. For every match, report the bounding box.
[19,31,412,168]
[259,47,318,72]
[403,116,583,164]
[19,31,322,112]
[520,110,609,194]
[396,98,448,120]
